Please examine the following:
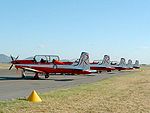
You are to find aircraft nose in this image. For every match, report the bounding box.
[11,60,18,64]
[11,61,15,64]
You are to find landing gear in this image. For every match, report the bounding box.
[107,70,111,72]
[98,71,102,73]
[21,69,25,79]
[33,73,40,79]
[45,74,49,78]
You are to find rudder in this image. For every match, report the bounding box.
[77,52,90,70]
[101,55,110,66]
[118,58,126,67]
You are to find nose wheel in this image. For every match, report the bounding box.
[45,74,49,78]
[98,71,102,73]
[21,69,25,79]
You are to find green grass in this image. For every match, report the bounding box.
[1,67,150,113]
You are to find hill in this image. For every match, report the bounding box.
[0,54,11,63]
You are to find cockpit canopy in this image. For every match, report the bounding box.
[33,55,60,63]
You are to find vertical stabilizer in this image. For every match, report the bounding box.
[118,58,126,67]
[101,55,110,66]
[133,60,140,68]
[77,52,90,70]
[127,59,133,68]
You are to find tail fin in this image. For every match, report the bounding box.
[77,52,90,70]
[118,58,126,67]
[127,59,133,68]
[134,60,140,68]
[101,55,110,66]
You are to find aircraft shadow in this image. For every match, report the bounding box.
[52,79,74,81]
[0,76,47,81]
[0,76,75,81]
[0,77,23,80]
[108,72,116,74]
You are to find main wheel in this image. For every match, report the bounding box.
[45,74,49,78]
[33,73,40,79]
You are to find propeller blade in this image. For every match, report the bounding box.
[10,55,14,61]
[9,64,13,70]
[15,56,19,60]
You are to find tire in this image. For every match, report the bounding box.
[45,74,49,78]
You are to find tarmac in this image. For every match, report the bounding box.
[0,69,133,100]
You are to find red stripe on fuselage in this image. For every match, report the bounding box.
[32,66,91,74]
[115,67,127,70]
[90,67,115,71]
[16,65,90,74]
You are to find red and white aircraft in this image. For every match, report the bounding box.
[112,58,127,71]
[90,55,115,73]
[9,55,59,67]
[126,59,134,70]
[133,60,140,69]
[9,52,91,79]
[113,58,134,71]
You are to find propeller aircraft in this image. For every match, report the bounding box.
[133,60,140,69]
[112,58,135,71]
[9,52,91,79]
[90,55,115,73]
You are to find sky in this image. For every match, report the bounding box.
[0,0,150,64]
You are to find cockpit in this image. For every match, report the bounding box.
[33,55,60,63]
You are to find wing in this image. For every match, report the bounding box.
[22,67,44,74]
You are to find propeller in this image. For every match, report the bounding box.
[15,56,19,60]
[10,55,14,61]
[9,55,19,70]
[9,64,14,70]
